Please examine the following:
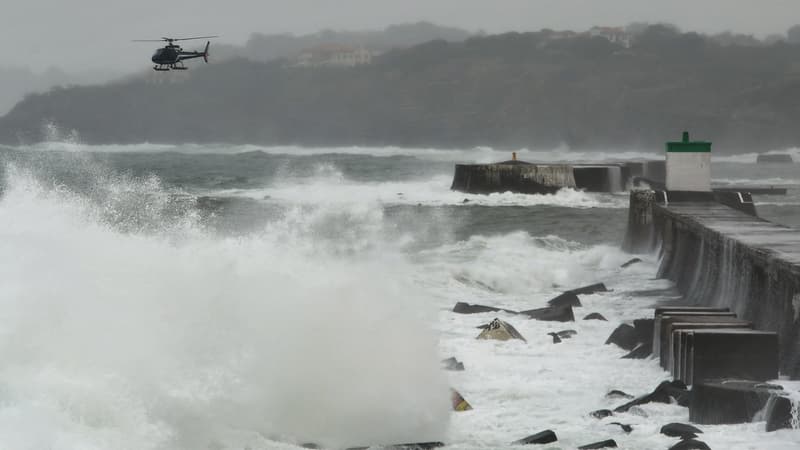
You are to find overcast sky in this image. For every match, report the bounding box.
[3,0,799,73]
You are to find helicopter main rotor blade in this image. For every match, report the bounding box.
[169,35,219,41]
[132,39,168,42]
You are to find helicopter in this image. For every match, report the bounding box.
[134,36,218,71]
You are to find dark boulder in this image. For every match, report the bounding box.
[660,423,703,440]
[511,430,558,445]
[668,439,711,450]
[605,324,640,351]
[583,312,608,321]
[453,302,517,314]
[614,381,690,413]
[556,329,577,339]
[578,439,617,449]
[765,394,796,432]
[521,305,575,322]
[568,283,609,295]
[548,332,562,344]
[633,319,654,345]
[606,390,634,400]
[347,443,445,450]
[476,318,527,342]
[441,357,465,371]
[620,258,643,268]
[608,422,632,433]
[547,292,582,308]
[621,344,652,359]
[590,409,614,419]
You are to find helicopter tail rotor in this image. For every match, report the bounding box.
[203,41,210,63]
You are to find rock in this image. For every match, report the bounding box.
[765,394,796,432]
[626,406,649,417]
[441,357,465,371]
[521,305,575,322]
[462,198,470,203]
[556,329,577,339]
[606,390,634,400]
[301,444,321,449]
[548,332,562,344]
[614,381,690,413]
[633,318,654,345]
[620,258,642,268]
[590,409,614,419]
[605,324,640,351]
[547,292,582,308]
[451,389,472,411]
[476,318,527,342]
[608,422,632,433]
[583,312,608,321]
[660,423,703,440]
[667,439,711,450]
[453,302,517,314]
[511,430,558,445]
[578,439,618,449]
[347,443,445,450]
[622,344,652,359]
[568,283,609,295]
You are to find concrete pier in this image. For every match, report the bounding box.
[625,191,800,378]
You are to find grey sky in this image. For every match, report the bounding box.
[3,0,799,73]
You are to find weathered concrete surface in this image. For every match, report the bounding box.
[671,324,753,379]
[627,191,800,378]
[690,380,784,425]
[683,329,779,384]
[451,162,575,194]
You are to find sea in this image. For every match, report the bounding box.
[0,140,799,450]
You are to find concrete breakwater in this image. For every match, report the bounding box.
[451,159,666,194]
[624,190,800,378]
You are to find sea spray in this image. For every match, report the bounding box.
[0,165,451,449]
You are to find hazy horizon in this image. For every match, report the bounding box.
[2,0,799,73]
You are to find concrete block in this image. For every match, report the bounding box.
[764,393,799,431]
[655,313,740,368]
[668,322,752,378]
[683,330,779,385]
[690,380,784,425]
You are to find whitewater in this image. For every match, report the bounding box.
[0,143,798,450]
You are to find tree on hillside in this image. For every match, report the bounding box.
[788,25,800,44]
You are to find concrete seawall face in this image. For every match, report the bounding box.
[451,163,576,194]
[646,199,800,378]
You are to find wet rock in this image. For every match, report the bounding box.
[614,381,690,413]
[521,305,575,322]
[451,389,472,411]
[667,439,711,450]
[583,312,608,321]
[347,443,445,450]
[621,344,652,359]
[661,423,703,440]
[548,332,562,344]
[511,430,558,445]
[547,292,582,308]
[765,394,796,432]
[690,380,783,425]
[620,258,642,268]
[605,324,640,351]
[441,357,465,371]
[633,318,654,346]
[578,439,618,449]
[590,409,614,419]
[606,390,634,400]
[462,198,470,203]
[626,406,649,417]
[476,318,527,342]
[557,329,577,338]
[301,444,321,449]
[453,302,517,314]
[568,283,609,295]
[608,422,632,433]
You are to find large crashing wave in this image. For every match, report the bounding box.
[0,159,450,449]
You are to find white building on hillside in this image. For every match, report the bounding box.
[295,45,373,68]
[588,26,632,48]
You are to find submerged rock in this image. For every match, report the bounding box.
[578,439,618,449]
[521,305,575,322]
[608,422,633,433]
[661,423,703,440]
[605,324,640,351]
[606,390,635,400]
[620,258,642,268]
[590,409,614,419]
[583,312,608,321]
[511,430,558,445]
[621,344,652,359]
[548,332,562,344]
[347,443,445,450]
[547,292,582,308]
[441,357,465,371]
[668,439,711,450]
[614,381,690,413]
[453,302,516,314]
[476,318,527,342]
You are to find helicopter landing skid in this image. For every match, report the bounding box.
[153,65,170,71]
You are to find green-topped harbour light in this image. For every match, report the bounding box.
[666,131,711,192]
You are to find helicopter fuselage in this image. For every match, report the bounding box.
[150,42,209,71]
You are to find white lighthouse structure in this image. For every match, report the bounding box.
[665,131,712,192]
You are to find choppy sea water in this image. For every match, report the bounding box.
[0,142,798,450]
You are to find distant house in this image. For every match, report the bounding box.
[588,26,632,48]
[295,44,373,67]
[545,30,579,41]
